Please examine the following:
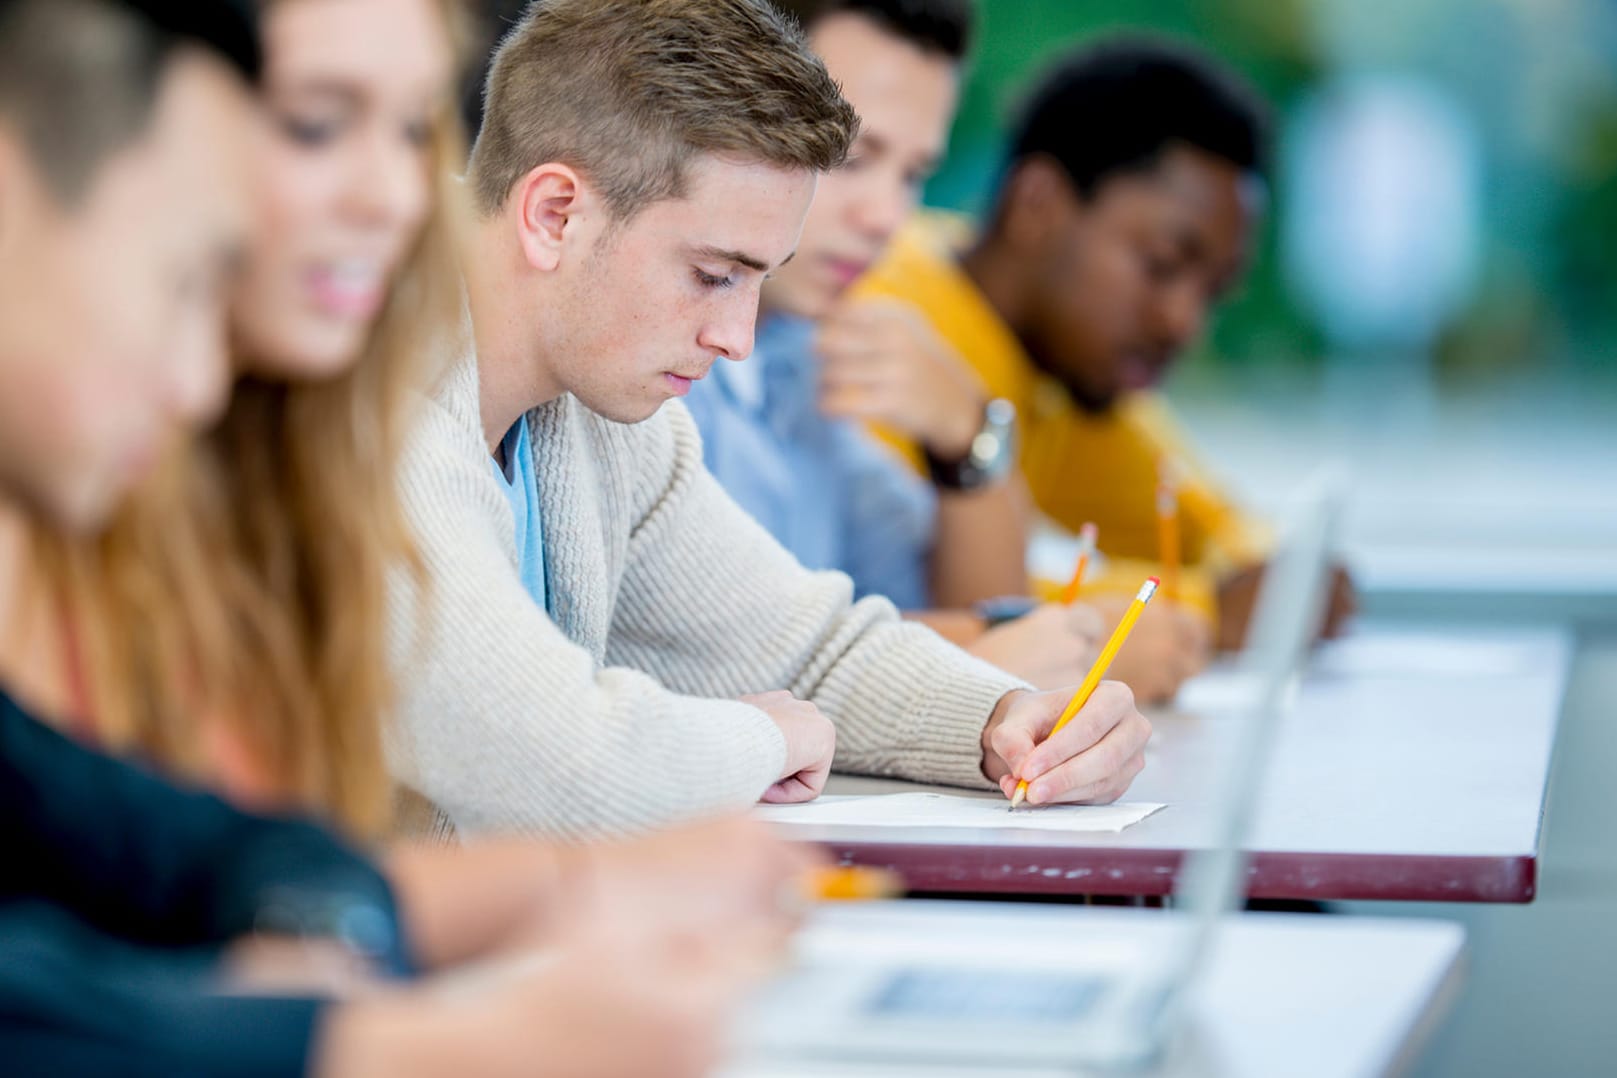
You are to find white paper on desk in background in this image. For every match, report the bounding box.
[1312,632,1536,678]
[755,793,1164,833]
[1174,668,1266,716]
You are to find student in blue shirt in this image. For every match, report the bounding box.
[686,0,1105,690]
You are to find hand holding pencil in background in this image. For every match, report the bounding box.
[967,603,1104,690]
[1056,517,1208,704]
[1091,591,1211,703]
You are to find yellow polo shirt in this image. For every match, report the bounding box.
[853,211,1270,620]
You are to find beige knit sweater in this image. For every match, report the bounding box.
[388,351,1026,839]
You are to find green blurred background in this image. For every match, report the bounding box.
[923,0,1617,387]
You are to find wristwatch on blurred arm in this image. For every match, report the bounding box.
[925,397,1016,492]
[972,594,1040,629]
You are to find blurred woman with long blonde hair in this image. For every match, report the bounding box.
[2,0,464,837]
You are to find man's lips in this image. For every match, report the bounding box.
[662,365,711,397]
[1118,351,1169,390]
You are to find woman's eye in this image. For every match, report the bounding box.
[403,117,434,148]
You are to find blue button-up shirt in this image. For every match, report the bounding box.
[489,413,547,611]
[685,314,935,610]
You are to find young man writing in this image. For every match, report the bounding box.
[685,0,1202,702]
[391,0,1151,839]
[856,37,1355,650]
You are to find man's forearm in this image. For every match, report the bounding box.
[927,477,1030,608]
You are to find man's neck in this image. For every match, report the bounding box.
[464,215,566,455]
[958,231,1031,346]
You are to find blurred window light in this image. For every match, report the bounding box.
[1282,74,1483,351]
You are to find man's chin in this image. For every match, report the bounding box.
[1063,378,1122,415]
[580,392,667,427]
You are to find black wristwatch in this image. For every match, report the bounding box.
[973,594,1040,628]
[253,886,413,978]
[925,397,1017,492]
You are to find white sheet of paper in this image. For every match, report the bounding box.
[755,793,1164,833]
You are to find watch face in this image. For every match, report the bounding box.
[930,399,1017,491]
[971,428,1004,465]
[971,398,1016,477]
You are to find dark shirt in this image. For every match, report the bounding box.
[0,689,407,1075]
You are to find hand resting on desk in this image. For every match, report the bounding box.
[743,690,837,804]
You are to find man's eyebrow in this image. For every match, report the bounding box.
[693,245,777,273]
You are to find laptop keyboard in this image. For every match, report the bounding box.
[869,969,1109,1024]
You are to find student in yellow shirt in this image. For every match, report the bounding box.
[856,37,1355,649]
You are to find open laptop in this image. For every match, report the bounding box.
[732,469,1346,1072]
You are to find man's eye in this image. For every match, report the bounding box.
[694,268,735,290]
[1141,252,1180,282]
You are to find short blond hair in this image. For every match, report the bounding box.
[468,0,858,218]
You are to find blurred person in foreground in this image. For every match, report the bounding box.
[0,2,811,1075]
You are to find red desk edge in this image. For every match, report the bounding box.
[816,840,1536,903]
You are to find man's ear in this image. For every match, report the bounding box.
[511,162,584,273]
[1000,155,1080,253]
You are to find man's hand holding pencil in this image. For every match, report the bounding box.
[981,681,1150,808]
[981,577,1159,808]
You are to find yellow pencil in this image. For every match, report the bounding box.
[802,865,905,901]
[1059,522,1098,606]
[1009,576,1160,810]
[1156,468,1181,601]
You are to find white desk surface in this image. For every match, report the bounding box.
[778,624,1573,902]
[725,902,1466,1078]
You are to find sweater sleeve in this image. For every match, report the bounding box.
[0,692,404,963]
[0,902,321,1078]
[609,403,1027,791]
[388,387,789,840]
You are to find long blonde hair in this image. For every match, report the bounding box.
[33,0,466,838]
